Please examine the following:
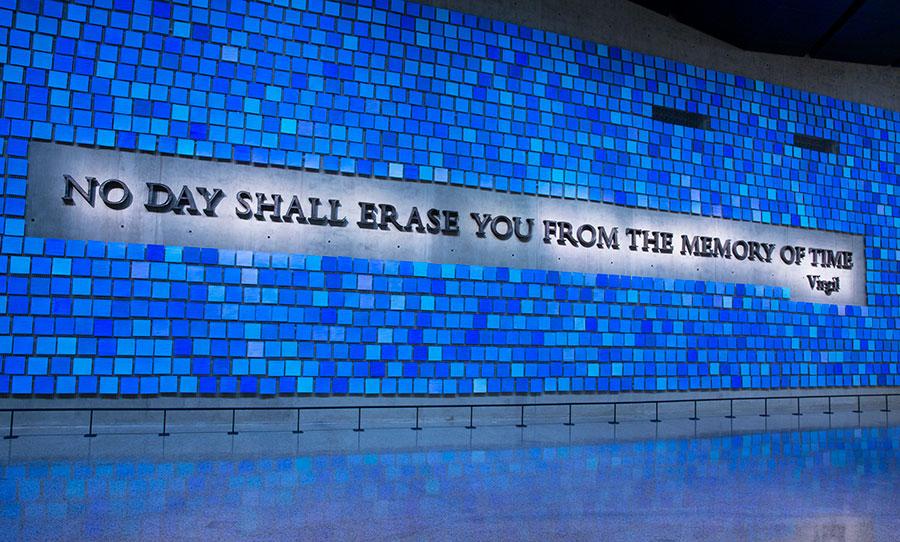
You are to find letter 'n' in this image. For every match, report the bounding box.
[62,175,99,206]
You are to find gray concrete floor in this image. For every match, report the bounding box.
[1,402,897,541]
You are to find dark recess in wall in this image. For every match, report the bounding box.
[652,106,711,129]
[792,134,839,154]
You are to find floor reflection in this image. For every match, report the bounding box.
[1,414,897,541]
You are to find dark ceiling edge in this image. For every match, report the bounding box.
[807,0,866,57]
[636,0,889,67]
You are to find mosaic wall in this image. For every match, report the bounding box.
[0,0,897,397]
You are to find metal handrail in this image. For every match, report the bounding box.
[0,391,895,439]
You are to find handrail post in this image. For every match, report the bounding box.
[725,399,736,419]
[608,403,620,425]
[227,409,238,435]
[3,411,18,440]
[158,409,170,437]
[465,406,476,429]
[13,395,884,440]
[411,407,422,431]
[84,409,97,438]
[516,405,527,428]
[689,400,699,421]
[353,407,364,432]
[293,408,303,434]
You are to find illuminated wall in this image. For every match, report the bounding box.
[0,0,897,397]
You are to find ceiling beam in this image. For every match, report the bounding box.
[807,0,867,57]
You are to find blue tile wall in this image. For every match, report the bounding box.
[0,0,897,397]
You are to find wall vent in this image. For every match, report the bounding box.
[651,106,710,129]
[792,134,838,154]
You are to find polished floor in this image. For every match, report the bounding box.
[0,409,897,541]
